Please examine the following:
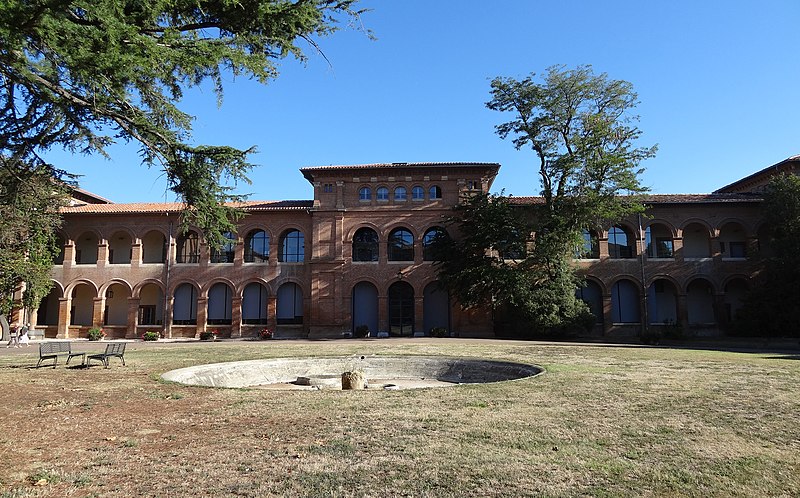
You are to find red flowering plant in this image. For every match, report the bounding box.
[259,328,273,340]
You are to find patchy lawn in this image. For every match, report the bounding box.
[1,339,798,497]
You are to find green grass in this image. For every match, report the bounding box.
[0,339,798,496]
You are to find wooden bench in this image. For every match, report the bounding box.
[37,342,86,368]
[87,343,126,368]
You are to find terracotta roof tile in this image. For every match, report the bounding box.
[300,162,501,181]
[61,200,313,214]
[507,193,762,205]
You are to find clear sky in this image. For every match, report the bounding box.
[45,0,800,203]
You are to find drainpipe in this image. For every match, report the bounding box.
[164,219,172,338]
[638,213,648,337]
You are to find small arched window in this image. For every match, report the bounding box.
[412,186,424,200]
[279,229,304,262]
[388,228,414,261]
[353,227,379,262]
[429,185,442,199]
[376,187,389,201]
[394,186,407,201]
[359,186,371,201]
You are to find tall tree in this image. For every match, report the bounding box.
[0,0,366,247]
[436,66,655,337]
[734,174,800,337]
[0,160,69,315]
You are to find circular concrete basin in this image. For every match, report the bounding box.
[161,355,543,390]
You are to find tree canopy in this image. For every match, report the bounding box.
[734,174,800,337]
[0,0,366,246]
[0,162,69,315]
[435,66,655,337]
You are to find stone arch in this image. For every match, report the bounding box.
[644,221,675,258]
[276,281,304,324]
[36,282,64,327]
[647,277,678,324]
[576,278,604,325]
[132,279,166,299]
[172,281,200,325]
[236,277,273,297]
[606,224,638,259]
[137,281,165,326]
[723,276,749,323]
[73,230,101,265]
[717,220,749,258]
[102,281,132,326]
[99,279,133,298]
[610,278,641,323]
[200,277,237,297]
[681,220,714,258]
[206,281,234,325]
[141,229,168,264]
[345,221,382,241]
[423,281,450,335]
[68,281,98,326]
[388,281,415,336]
[643,219,678,238]
[686,277,716,325]
[352,281,379,336]
[241,281,270,325]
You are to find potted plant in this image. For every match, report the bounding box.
[87,327,106,341]
[142,331,159,341]
[199,329,217,341]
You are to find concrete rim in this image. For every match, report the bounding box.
[161,355,544,390]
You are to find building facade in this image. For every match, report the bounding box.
[23,156,798,340]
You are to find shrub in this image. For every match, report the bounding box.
[430,327,449,338]
[259,328,273,340]
[142,331,159,341]
[354,325,370,338]
[199,330,216,341]
[87,327,105,341]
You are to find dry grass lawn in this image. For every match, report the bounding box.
[1,339,798,497]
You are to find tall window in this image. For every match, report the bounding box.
[376,187,389,201]
[242,283,269,324]
[388,282,414,336]
[176,231,200,263]
[210,231,236,263]
[429,185,442,199]
[388,228,414,261]
[279,230,304,262]
[423,227,447,261]
[412,186,424,200]
[394,186,407,201]
[353,227,379,262]
[173,283,197,325]
[359,186,371,201]
[245,230,269,263]
[608,226,634,259]
[207,283,232,324]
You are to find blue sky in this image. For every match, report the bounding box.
[47,0,800,203]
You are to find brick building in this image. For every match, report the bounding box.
[24,156,798,339]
